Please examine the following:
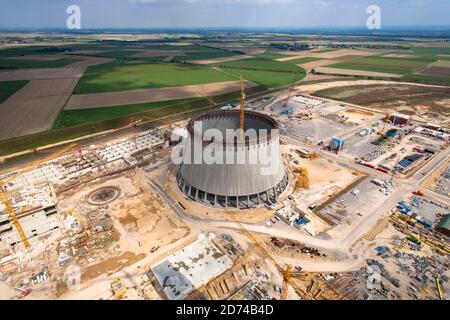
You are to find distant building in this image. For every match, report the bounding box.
[436,215,450,237]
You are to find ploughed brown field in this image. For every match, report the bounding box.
[64,80,256,110]
[0,56,113,141]
[417,66,450,77]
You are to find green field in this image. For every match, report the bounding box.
[252,52,289,59]
[401,73,450,86]
[212,55,306,88]
[284,57,323,65]
[86,49,143,59]
[215,56,302,73]
[219,67,305,88]
[142,45,222,51]
[0,80,28,103]
[74,61,236,94]
[410,46,450,56]
[172,50,241,62]
[329,56,433,75]
[54,98,199,128]
[0,58,79,69]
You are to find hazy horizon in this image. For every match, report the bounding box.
[0,0,449,30]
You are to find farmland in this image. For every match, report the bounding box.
[172,50,241,62]
[328,56,434,75]
[220,67,305,88]
[54,98,199,128]
[0,80,28,103]
[0,57,79,69]
[0,32,449,153]
[74,61,236,94]
[213,55,307,88]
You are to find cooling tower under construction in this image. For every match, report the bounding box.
[176,110,288,209]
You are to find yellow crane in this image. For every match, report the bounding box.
[435,276,443,300]
[239,75,246,138]
[227,211,309,300]
[378,113,392,136]
[194,87,217,112]
[0,143,77,249]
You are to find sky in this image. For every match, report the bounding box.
[0,0,449,29]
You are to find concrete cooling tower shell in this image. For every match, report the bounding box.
[177,110,288,209]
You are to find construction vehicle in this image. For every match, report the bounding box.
[226,212,309,300]
[0,143,77,249]
[435,276,443,300]
[308,152,318,160]
[15,287,31,297]
[110,278,127,299]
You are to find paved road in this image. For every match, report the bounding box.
[146,138,449,273]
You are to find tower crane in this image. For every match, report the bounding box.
[239,75,246,138]
[0,143,77,249]
[283,86,294,108]
[379,113,392,136]
[227,211,309,300]
[195,88,217,112]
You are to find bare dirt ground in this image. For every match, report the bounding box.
[337,108,374,123]
[0,56,112,81]
[276,51,320,62]
[0,56,112,140]
[383,53,417,58]
[113,174,190,255]
[191,55,252,65]
[311,82,450,125]
[314,67,402,78]
[313,49,376,59]
[57,172,191,282]
[303,73,345,82]
[65,80,256,110]
[417,66,450,77]
[299,59,337,70]
[0,68,81,81]
[297,79,447,94]
[0,78,79,140]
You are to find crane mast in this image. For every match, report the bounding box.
[227,211,308,300]
[0,143,77,249]
[239,75,246,138]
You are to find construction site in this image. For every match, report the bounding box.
[0,77,448,302]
